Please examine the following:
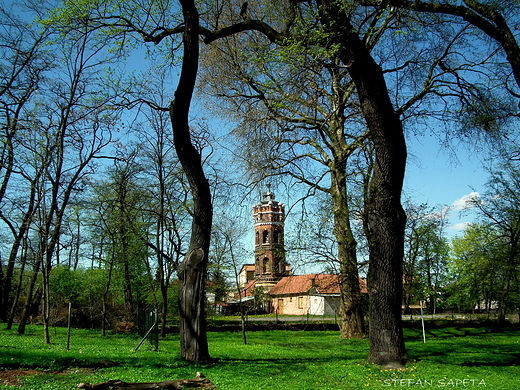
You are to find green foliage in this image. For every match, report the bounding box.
[446,162,520,319]
[41,265,176,328]
[447,223,504,311]
[49,266,81,305]
[41,0,183,62]
[251,287,271,313]
[0,325,519,389]
[403,202,450,313]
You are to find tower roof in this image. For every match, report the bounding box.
[257,183,282,207]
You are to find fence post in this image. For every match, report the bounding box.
[67,302,72,350]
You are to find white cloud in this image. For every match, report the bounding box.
[448,222,471,231]
[451,192,480,211]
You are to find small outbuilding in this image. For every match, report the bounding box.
[269,274,367,316]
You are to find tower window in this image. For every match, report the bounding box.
[273,230,279,244]
[255,231,259,245]
[263,257,269,273]
[262,230,269,244]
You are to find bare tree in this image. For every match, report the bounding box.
[31,25,118,343]
[0,4,52,322]
[133,80,191,337]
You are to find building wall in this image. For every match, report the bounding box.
[271,295,310,315]
[272,294,340,316]
[322,296,340,316]
[308,296,339,316]
[239,266,255,289]
[309,295,325,316]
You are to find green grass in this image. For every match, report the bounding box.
[0,325,519,389]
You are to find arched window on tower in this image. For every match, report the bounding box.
[262,230,269,244]
[263,257,269,274]
[255,231,259,245]
[273,230,279,244]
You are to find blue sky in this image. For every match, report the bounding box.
[404,132,488,238]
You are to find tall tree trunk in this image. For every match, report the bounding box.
[101,247,115,337]
[331,165,365,339]
[122,254,134,321]
[352,49,408,366]
[0,182,38,321]
[42,276,51,344]
[1,231,25,321]
[17,261,41,335]
[160,283,168,338]
[118,187,135,322]
[316,0,408,365]
[498,244,517,326]
[6,238,29,329]
[171,0,212,363]
[157,186,169,338]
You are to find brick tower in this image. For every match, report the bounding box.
[253,184,288,290]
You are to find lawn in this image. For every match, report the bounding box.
[0,324,518,389]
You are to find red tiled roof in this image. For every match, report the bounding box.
[359,277,368,294]
[269,274,367,295]
[269,274,336,295]
[243,280,256,296]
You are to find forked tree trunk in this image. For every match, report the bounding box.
[316,0,408,365]
[170,0,212,363]
[347,38,408,367]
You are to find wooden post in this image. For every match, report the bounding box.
[420,300,426,344]
[67,302,72,350]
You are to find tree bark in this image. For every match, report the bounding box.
[101,243,115,337]
[17,262,41,335]
[316,0,408,365]
[0,178,39,321]
[6,239,28,329]
[171,0,212,363]
[0,219,31,321]
[331,164,365,339]
[498,243,517,326]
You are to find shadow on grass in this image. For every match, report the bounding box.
[0,347,187,371]
[460,355,520,367]
[0,352,122,370]
[405,326,520,367]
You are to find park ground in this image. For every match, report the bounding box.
[0,319,519,389]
